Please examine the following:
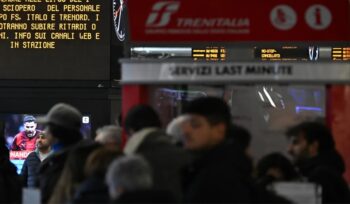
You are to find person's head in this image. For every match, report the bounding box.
[286,122,335,164]
[182,97,231,150]
[95,125,122,150]
[84,147,122,178]
[257,152,298,181]
[124,105,161,136]
[36,132,51,152]
[40,103,83,146]
[23,115,37,137]
[106,155,153,200]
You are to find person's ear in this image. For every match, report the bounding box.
[213,123,226,140]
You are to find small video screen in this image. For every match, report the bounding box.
[1,114,91,174]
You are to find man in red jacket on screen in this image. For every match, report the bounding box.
[11,115,41,151]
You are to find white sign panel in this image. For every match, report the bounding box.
[272,182,321,204]
[121,61,350,84]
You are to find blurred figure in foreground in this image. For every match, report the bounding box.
[0,134,21,203]
[48,141,100,204]
[106,155,175,203]
[286,122,350,203]
[124,105,189,201]
[37,103,84,203]
[182,97,256,203]
[73,147,122,203]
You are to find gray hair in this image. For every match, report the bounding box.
[95,125,122,145]
[106,155,153,198]
[166,115,189,144]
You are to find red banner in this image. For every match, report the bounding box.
[127,0,350,42]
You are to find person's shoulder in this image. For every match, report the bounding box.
[306,164,342,184]
[13,131,25,138]
[26,151,39,159]
[27,151,36,157]
[39,152,66,173]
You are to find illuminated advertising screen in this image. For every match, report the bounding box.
[1,114,91,174]
[0,0,110,80]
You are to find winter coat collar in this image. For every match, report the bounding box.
[190,141,253,176]
[123,128,158,155]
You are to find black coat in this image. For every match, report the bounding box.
[0,157,22,203]
[182,142,257,203]
[21,151,41,187]
[297,151,350,203]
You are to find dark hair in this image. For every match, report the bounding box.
[184,97,231,128]
[124,105,161,135]
[228,124,251,150]
[286,122,335,155]
[47,123,82,146]
[23,115,36,123]
[257,152,298,180]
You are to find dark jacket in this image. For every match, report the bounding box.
[73,176,109,204]
[125,129,190,201]
[38,147,72,203]
[0,157,22,203]
[183,141,257,203]
[297,151,350,203]
[21,151,41,187]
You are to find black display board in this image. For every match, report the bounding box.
[0,0,110,80]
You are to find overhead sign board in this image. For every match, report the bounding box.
[127,0,350,42]
[121,60,350,84]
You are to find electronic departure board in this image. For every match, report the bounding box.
[255,46,313,61]
[192,47,227,61]
[255,46,350,61]
[0,0,110,80]
[332,47,350,61]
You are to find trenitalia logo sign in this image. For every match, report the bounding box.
[145,1,249,29]
[146,1,180,27]
[144,0,250,34]
[128,0,350,42]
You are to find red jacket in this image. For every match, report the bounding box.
[10,131,41,151]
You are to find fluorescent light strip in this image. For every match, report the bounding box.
[263,87,276,108]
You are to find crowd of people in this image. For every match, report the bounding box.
[0,97,349,203]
